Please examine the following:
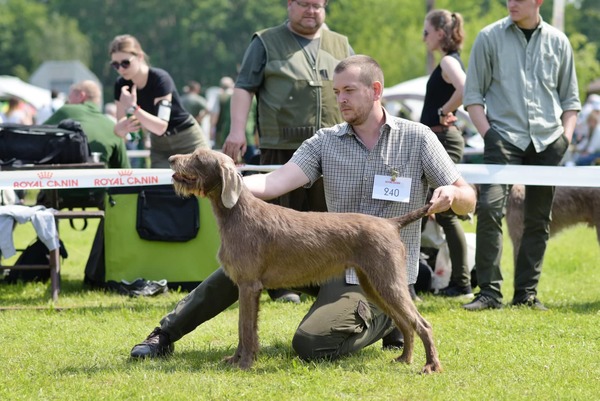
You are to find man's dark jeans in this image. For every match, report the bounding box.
[475,128,569,302]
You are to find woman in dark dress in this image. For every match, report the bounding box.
[421,10,471,297]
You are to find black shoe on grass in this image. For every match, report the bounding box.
[382,328,404,350]
[130,327,174,359]
[268,289,301,304]
[511,295,548,311]
[462,293,502,311]
[436,283,474,298]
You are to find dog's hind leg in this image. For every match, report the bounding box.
[412,313,441,373]
[387,297,440,373]
[224,279,263,369]
[357,273,415,362]
[357,268,442,374]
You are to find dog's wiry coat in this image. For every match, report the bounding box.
[170,148,442,373]
[507,185,600,260]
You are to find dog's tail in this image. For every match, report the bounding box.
[390,203,432,229]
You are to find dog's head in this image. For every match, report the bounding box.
[169,148,243,208]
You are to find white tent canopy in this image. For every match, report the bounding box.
[382,75,428,121]
[0,75,51,109]
[382,75,428,102]
[30,60,101,101]
[382,75,482,152]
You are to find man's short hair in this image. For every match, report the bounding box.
[334,55,384,88]
[70,80,102,106]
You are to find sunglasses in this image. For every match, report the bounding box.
[111,56,134,70]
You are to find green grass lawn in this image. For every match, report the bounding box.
[1,217,599,400]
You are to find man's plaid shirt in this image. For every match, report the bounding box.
[291,108,460,285]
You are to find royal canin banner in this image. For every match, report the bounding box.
[0,169,173,190]
[0,166,268,190]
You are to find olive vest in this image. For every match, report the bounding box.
[255,23,350,149]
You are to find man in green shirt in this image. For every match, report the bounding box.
[42,80,132,286]
[44,80,130,169]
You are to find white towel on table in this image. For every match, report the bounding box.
[0,205,59,259]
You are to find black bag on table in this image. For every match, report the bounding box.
[0,119,98,230]
[0,119,91,166]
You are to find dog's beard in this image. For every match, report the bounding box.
[172,172,204,197]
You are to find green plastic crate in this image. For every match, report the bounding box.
[104,186,220,288]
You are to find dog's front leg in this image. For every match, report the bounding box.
[225,280,263,370]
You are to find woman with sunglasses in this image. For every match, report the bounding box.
[420,10,471,298]
[109,34,208,168]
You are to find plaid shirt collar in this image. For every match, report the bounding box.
[331,106,395,138]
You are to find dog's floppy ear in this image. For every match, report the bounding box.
[219,162,243,208]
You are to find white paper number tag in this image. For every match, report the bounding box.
[372,175,411,203]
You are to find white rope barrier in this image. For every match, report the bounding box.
[238,164,600,187]
[1,164,598,190]
[457,164,599,187]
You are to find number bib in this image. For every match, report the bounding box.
[371,175,411,203]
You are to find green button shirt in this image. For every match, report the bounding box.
[464,16,581,152]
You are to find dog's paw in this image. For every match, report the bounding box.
[223,354,240,365]
[421,361,443,374]
[223,352,256,370]
[394,352,413,365]
[238,355,254,370]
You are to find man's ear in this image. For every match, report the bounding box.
[373,81,383,101]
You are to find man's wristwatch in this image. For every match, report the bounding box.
[437,107,445,117]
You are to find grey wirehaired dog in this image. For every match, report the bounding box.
[506,185,600,260]
[169,148,442,374]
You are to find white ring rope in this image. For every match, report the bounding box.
[1,164,598,190]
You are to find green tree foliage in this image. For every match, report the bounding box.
[327,0,508,85]
[0,0,89,80]
[328,0,426,85]
[49,0,286,100]
[569,33,600,98]
[566,0,600,56]
[1,0,599,101]
[565,0,600,95]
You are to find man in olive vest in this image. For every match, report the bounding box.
[223,0,350,304]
